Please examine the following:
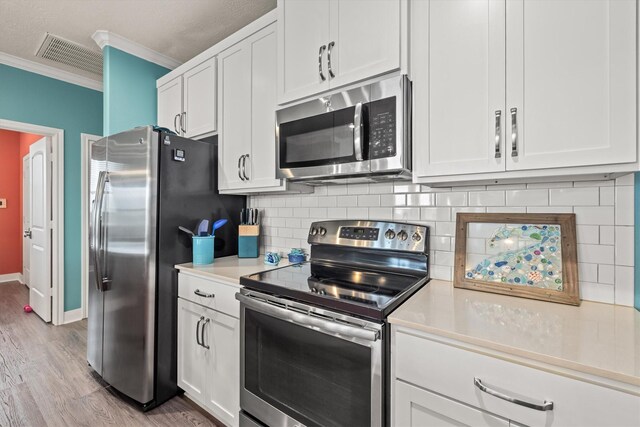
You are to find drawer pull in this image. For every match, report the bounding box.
[194,289,215,298]
[474,377,554,412]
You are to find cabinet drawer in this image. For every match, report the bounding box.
[178,272,239,318]
[395,330,640,426]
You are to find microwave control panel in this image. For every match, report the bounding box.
[368,97,397,159]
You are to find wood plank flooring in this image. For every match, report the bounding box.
[0,281,223,427]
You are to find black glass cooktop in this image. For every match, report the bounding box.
[240,261,429,321]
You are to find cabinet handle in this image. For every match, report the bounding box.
[194,289,215,298]
[242,154,250,181]
[181,112,187,134]
[174,114,180,134]
[196,316,204,346]
[327,41,335,78]
[510,107,518,157]
[494,110,502,159]
[238,155,245,181]
[200,318,210,350]
[318,45,327,81]
[474,377,553,412]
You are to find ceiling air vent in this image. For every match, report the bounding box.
[36,33,102,75]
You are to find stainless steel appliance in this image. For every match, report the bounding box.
[237,220,430,427]
[88,126,245,410]
[276,75,412,183]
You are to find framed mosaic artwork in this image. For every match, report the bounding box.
[454,213,580,306]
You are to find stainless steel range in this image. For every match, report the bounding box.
[236,220,430,427]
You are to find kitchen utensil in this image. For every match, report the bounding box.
[178,226,195,236]
[197,219,210,236]
[213,219,228,232]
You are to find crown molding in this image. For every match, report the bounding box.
[92,30,181,70]
[0,51,103,92]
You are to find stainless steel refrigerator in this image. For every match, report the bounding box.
[88,126,245,409]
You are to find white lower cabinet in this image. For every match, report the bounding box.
[177,274,240,427]
[392,327,640,427]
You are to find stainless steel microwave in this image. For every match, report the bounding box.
[276,75,411,183]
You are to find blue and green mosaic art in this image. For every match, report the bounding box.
[465,224,563,291]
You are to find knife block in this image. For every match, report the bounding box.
[238,225,260,258]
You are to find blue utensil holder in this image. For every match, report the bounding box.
[192,236,215,265]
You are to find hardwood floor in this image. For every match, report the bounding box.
[0,281,223,427]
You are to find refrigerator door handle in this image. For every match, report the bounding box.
[91,171,108,292]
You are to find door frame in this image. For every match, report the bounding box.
[80,133,102,319]
[0,119,65,325]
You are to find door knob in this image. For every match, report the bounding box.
[23,229,32,239]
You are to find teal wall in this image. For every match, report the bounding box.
[633,172,640,310]
[0,64,103,311]
[103,46,169,135]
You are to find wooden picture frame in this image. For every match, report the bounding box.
[454,213,580,306]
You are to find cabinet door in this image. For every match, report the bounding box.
[202,308,240,427]
[328,0,401,89]
[177,298,208,403]
[157,77,183,135]
[394,380,509,427]
[412,0,506,178]
[506,0,637,171]
[183,57,217,137]
[248,24,283,189]
[277,0,331,104]
[218,43,252,191]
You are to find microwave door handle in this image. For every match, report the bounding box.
[353,102,363,161]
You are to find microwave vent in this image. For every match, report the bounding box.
[36,33,103,75]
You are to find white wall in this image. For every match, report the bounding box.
[249,174,635,306]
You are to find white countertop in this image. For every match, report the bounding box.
[175,255,293,286]
[389,280,640,387]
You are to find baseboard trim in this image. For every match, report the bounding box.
[0,273,23,283]
[62,308,83,324]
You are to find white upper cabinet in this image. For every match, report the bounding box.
[157,58,217,138]
[183,57,217,138]
[412,0,506,177]
[505,0,637,171]
[157,76,183,135]
[277,0,331,104]
[278,0,405,104]
[413,0,638,184]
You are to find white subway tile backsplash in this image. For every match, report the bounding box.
[549,188,599,206]
[469,190,505,206]
[252,176,634,305]
[436,192,468,206]
[505,189,548,206]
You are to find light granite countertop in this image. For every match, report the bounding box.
[389,280,640,387]
[175,255,293,286]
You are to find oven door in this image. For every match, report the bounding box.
[237,290,383,427]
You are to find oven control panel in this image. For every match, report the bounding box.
[308,220,428,253]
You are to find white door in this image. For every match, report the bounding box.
[277,0,331,104]
[394,380,510,427]
[29,137,52,322]
[506,0,637,171]
[177,299,209,403]
[157,76,183,135]
[203,308,240,427]
[327,0,401,89]
[412,0,506,178]
[183,57,217,137]
[22,154,30,286]
[248,23,282,189]
[218,42,253,191]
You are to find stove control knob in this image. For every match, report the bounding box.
[310,227,318,236]
[384,229,396,240]
[319,289,326,295]
[319,227,327,236]
[397,230,408,241]
[412,232,422,242]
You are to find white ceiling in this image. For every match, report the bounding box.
[0,0,276,82]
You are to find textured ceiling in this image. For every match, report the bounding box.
[0,0,276,82]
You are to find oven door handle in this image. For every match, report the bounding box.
[353,102,363,161]
[237,293,380,343]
